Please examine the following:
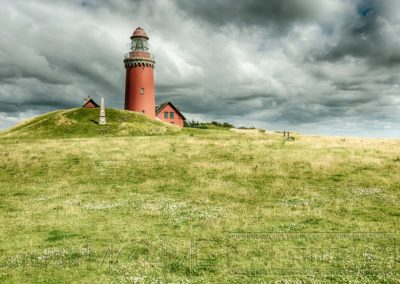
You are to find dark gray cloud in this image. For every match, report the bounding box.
[0,0,399,137]
[313,0,400,68]
[176,0,330,31]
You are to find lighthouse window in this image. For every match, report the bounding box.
[164,112,168,119]
[143,41,149,50]
[140,88,144,95]
[169,112,174,119]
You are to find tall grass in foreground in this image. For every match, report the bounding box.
[0,130,399,283]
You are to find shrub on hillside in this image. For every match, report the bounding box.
[184,120,234,129]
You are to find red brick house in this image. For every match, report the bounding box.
[82,97,99,108]
[156,102,186,127]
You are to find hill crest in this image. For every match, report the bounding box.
[1,108,181,139]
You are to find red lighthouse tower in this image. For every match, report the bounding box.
[124,27,156,118]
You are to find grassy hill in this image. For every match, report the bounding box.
[1,108,181,139]
[0,113,399,283]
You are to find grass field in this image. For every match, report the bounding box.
[0,109,399,283]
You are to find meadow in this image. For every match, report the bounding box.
[0,109,399,283]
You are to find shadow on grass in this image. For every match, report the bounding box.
[46,229,79,242]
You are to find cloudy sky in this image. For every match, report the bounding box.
[1,0,399,137]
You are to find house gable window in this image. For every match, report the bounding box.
[170,112,174,119]
[164,112,168,119]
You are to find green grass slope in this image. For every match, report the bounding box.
[1,108,181,139]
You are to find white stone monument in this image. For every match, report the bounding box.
[99,97,106,125]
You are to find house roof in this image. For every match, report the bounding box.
[155,101,186,120]
[82,96,99,108]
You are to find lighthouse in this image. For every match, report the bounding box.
[124,27,156,118]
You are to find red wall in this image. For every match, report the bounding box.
[125,66,155,118]
[83,101,97,108]
[156,104,185,127]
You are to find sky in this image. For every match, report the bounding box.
[0,0,399,138]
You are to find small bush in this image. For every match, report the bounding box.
[238,126,255,129]
[184,120,234,129]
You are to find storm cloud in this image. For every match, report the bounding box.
[0,0,399,137]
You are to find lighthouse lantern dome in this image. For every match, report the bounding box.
[130,27,149,51]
